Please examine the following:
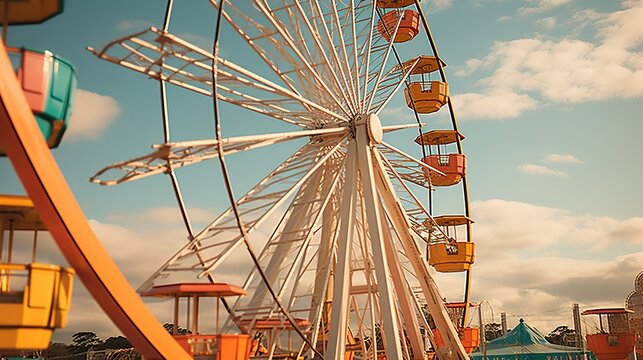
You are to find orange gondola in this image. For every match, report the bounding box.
[377,10,420,43]
[433,303,481,353]
[582,308,637,360]
[140,283,251,359]
[416,130,466,186]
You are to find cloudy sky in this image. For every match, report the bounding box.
[1,0,642,343]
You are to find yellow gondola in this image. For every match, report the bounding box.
[403,55,449,114]
[424,215,475,272]
[0,194,74,353]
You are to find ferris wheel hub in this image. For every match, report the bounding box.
[366,113,383,144]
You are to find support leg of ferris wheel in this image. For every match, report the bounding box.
[380,208,426,358]
[306,192,339,358]
[355,116,404,359]
[243,168,325,313]
[327,139,357,360]
[372,149,469,360]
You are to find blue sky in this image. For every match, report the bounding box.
[1,0,642,342]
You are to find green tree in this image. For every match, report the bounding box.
[43,342,69,358]
[99,336,132,350]
[484,323,503,341]
[546,325,580,347]
[163,322,191,335]
[72,331,103,349]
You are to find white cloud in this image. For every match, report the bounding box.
[519,164,567,177]
[116,19,154,32]
[106,206,217,228]
[425,0,454,12]
[454,0,643,119]
[180,33,212,50]
[455,58,484,77]
[543,153,583,164]
[536,16,558,29]
[470,199,643,254]
[379,106,415,122]
[433,199,643,332]
[519,0,572,15]
[67,90,120,141]
[453,91,538,120]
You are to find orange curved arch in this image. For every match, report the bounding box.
[0,41,190,359]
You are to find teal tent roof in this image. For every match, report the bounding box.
[470,319,592,360]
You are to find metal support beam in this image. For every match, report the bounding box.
[355,118,404,359]
[371,149,468,360]
[327,140,357,359]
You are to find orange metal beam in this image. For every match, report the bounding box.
[0,41,190,359]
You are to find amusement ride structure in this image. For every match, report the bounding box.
[0,0,478,359]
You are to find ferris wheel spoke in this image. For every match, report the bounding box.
[256,0,356,117]
[138,137,347,292]
[380,140,446,178]
[360,13,403,112]
[371,57,420,115]
[288,0,358,113]
[89,127,349,186]
[214,0,354,118]
[276,0,356,113]
[364,10,404,114]
[89,27,349,126]
[377,145,428,188]
[379,211,426,357]
[229,158,344,328]
[310,0,361,113]
[139,140,343,291]
[268,1,344,111]
[207,1,323,116]
[378,149,452,244]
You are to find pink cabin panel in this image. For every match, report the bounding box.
[18,50,51,113]
[422,154,466,186]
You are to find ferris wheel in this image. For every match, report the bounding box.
[86,0,475,359]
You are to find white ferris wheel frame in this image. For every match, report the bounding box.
[88,0,473,359]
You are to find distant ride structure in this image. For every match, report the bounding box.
[582,308,637,360]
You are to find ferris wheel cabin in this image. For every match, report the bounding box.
[140,282,252,359]
[403,56,449,114]
[582,308,637,360]
[416,130,467,187]
[0,194,75,353]
[432,303,481,353]
[425,215,475,273]
[0,0,64,26]
[376,10,420,43]
[0,47,76,155]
